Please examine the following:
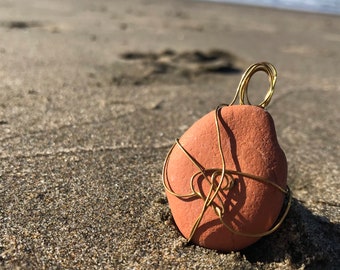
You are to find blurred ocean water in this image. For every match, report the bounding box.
[202,0,340,15]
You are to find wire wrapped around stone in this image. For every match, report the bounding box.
[162,62,292,242]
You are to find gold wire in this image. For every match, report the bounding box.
[162,62,291,242]
[230,62,277,108]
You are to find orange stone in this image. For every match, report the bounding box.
[164,105,287,251]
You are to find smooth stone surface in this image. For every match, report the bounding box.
[0,0,339,269]
[165,105,287,251]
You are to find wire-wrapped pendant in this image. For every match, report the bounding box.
[163,62,291,251]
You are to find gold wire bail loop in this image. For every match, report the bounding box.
[230,62,277,108]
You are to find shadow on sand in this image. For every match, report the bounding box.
[241,198,340,269]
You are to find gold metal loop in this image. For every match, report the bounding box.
[230,62,277,108]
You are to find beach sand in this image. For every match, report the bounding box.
[0,0,339,269]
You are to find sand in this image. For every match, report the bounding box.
[0,0,339,269]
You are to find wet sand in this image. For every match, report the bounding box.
[1,0,339,269]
